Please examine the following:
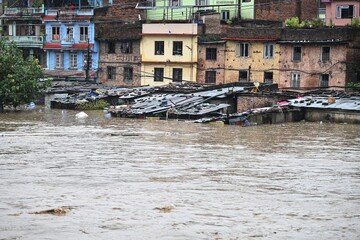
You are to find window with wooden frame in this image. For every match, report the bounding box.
[205,71,216,84]
[80,26,88,42]
[108,42,116,54]
[264,71,273,84]
[293,46,302,61]
[206,48,217,60]
[172,68,183,82]
[336,5,355,18]
[169,0,181,7]
[320,74,329,88]
[237,43,250,57]
[70,53,77,69]
[52,26,60,41]
[124,67,133,81]
[173,41,183,55]
[264,43,274,59]
[55,52,63,68]
[107,66,116,80]
[321,46,330,61]
[291,72,301,89]
[155,41,164,55]
[154,68,164,82]
[120,42,132,54]
[239,70,248,82]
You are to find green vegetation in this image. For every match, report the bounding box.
[285,17,301,28]
[75,100,109,110]
[346,82,360,91]
[285,17,325,28]
[0,40,51,112]
[351,18,360,27]
[32,0,43,8]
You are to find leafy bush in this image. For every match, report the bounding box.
[75,100,109,110]
[346,82,360,91]
[285,17,326,28]
[285,17,301,28]
[351,18,360,27]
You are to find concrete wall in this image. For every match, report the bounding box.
[224,41,281,84]
[304,109,360,124]
[141,26,198,64]
[141,24,198,85]
[248,110,304,125]
[142,23,198,35]
[141,63,197,86]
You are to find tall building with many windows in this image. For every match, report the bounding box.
[140,23,198,86]
[43,7,99,81]
[0,4,46,67]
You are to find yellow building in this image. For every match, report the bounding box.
[141,24,198,86]
[223,36,281,85]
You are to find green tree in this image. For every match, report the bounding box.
[0,39,51,112]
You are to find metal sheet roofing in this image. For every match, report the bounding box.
[288,97,360,111]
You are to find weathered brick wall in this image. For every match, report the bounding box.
[197,42,226,84]
[255,0,318,23]
[202,13,225,35]
[94,0,144,22]
[98,40,141,86]
[237,95,280,112]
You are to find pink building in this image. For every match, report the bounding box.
[323,0,360,26]
[279,28,359,90]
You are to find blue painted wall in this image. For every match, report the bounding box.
[44,20,98,73]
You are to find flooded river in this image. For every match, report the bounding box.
[0,109,359,240]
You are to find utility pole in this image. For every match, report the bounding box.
[85,38,90,82]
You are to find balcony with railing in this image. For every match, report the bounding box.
[4,36,44,48]
[3,7,44,17]
[45,8,94,16]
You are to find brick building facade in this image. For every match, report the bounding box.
[255,0,319,23]
[94,0,144,86]
[278,28,359,90]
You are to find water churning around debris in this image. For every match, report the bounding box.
[0,109,359,240]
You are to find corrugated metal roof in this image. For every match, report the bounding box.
[288,97,360,111]
[192,87,245,98]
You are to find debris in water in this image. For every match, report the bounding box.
[30,207,70,216]
[121,133,139,136]
[154,204,175,213]
[110,132,139,137]
[75,112,88,119]
[8,212,22,216]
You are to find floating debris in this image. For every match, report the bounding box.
[30,207,70,216]
[154,204,175,213]
[8,212,22,216]
[75,111,88,119]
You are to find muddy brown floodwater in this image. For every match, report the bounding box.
[0,109,359,240]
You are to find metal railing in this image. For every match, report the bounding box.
[45,8,93,16]
[4,36,44,47]
[4,7,44,15]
